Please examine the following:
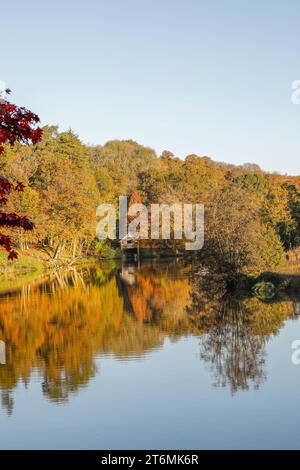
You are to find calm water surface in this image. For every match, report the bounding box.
[0,260,299,449]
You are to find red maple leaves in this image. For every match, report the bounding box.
[0,90,42,259]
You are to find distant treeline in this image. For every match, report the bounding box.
[1,125,300,272]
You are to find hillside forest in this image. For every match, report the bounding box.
[1,125,300,274]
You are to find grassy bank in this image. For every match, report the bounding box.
[0,249,92,291]
[0,250,45,274]
[0,250,46,292]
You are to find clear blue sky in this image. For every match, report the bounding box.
[1,0,300,174]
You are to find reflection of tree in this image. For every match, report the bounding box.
[1,389,13,415]
[0,262,191,413]
[101,318,164,358]
[188,273,296,394]
[123,263,192,337]
[198,299,267,393]
[41,362,97,403]
[0,268,124,411]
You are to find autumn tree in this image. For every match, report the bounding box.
[278,183,300,249]
[202,187,285,275]
[1,126,100,259]
[1,104,299,270]
[0,89,42,259]
[90,139,157,198]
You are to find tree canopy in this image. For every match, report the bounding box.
[1,116,300,271]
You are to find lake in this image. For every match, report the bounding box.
[0,259,299,449]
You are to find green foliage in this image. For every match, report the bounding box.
[202,187,285,274]
[278,184,300,249]
[93,240,121,259]
[252,281,276,299]
[233,173,267,194]
[90,139,157,198]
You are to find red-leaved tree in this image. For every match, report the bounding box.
[0,89,42,259]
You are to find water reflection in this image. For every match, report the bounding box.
[189,272,298,393]
[0,260,298,414]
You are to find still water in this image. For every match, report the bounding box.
[0,260,299,449]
